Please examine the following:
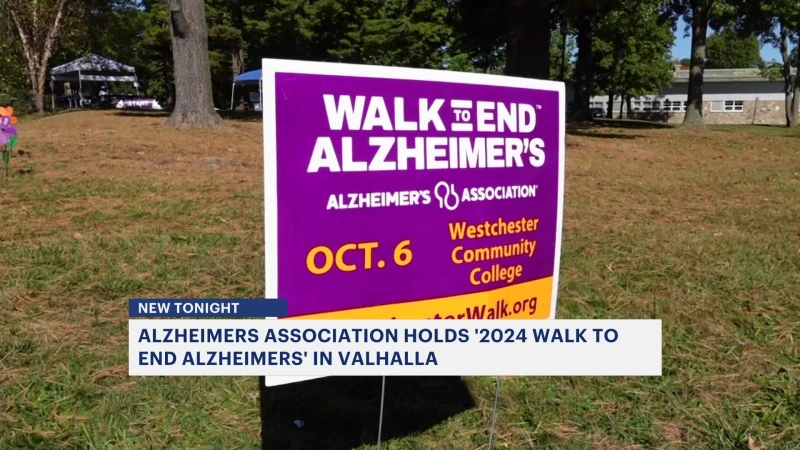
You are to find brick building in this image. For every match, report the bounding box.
[568,67,798,125]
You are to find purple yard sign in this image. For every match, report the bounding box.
[261,59,565,385]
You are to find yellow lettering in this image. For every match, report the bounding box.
[335,244,357,272]
[449,216,540,240]
[469,267,481,286]
[307,246,334,275]
[469,264,524,286]
[358,242,378,269]
[448,222,467,240]
[481,270,492,283]
[508,220,517,234]
[451,246,464,264]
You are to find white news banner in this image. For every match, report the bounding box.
[128,320,662,376]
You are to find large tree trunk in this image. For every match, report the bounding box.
[792,76,799,127]
[33,73,46,113]
[573,11,594,122]
[162,50,176,109]
[626,96,632,119]
[23,62,47,114]
[24,67,41,113]
[230,0,246,76]
[681,0,710,130]
[232,50,244,79]
[231,50,244,109]
[560,27,568,81]
[8,0,67,114]
[165,0,222,128]
[230,0,245,110]
[504,0,551,80]
[778,24,793,127]
[604,51,622,120]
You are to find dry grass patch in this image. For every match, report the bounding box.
[1,112,799,449]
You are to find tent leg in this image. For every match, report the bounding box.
[230,83,235,111]
[78,70,83,108]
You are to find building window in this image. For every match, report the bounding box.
[663,100,685,112]
[641,101,661,111]
[724,100,744,112]
[711,100,744,112]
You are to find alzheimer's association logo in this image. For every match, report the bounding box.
[434,181,459,211]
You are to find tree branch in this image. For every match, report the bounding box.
[7,5,38,85]
[32,0,38,41]
[41,0,67,68]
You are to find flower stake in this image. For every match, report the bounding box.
[0,106,19,177]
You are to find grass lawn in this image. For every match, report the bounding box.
[710,124,800,137]
[1,111,799,449]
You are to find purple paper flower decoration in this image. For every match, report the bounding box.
[0,116,16,146]
[0,127,16,146]
[1,105,17,175]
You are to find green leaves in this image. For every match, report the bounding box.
[706,28,763,69]
[593,0,675,98]
[8,135,17,149]
[362,0,454,69]
[2,148,9,166]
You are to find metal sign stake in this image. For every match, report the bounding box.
[376,376,387,450]
[487,376,502,449]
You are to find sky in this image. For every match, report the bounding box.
[670,17,785,63]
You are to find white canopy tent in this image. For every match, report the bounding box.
[50,54,139,108]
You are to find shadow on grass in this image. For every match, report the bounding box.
[113,110,264,122]
[709,123,800,136]
[566,118,675,140]
[219,110,263,122]
[114,110,171,118]
[20,108,95,122]
[568,130,641,140]
[589,118,674,129]
[260,376,475,450]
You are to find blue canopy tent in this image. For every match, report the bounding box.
[231,69,262,111]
